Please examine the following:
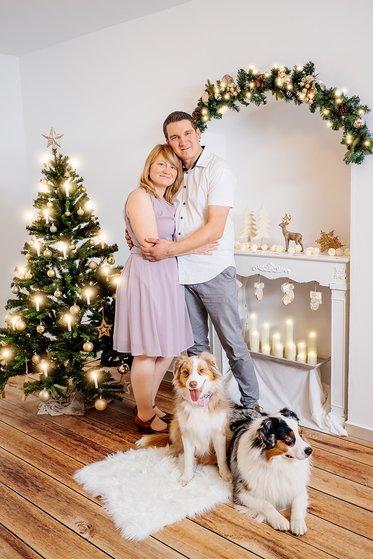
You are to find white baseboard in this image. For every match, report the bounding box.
[345,421,373,443]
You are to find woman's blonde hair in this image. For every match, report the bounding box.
[140,144,183,203]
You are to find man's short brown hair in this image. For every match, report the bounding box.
[163,111,198,139]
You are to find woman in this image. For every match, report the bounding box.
[113,144,194,434]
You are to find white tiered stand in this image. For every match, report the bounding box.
[210,250,349,434]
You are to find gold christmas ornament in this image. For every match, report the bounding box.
[77,208,84,216]
[44,248,52,257]
[88,261,98,270]
[15,319,26,331]
[54,290,62,297]
[316,230,344,253]
[80,186,86,193]
[70,304,80,314]
[65,210,71,216]
[83,341,94,352]
[42,127,64,148]
[94,397,108,411]
[50,225,57,233]
[11,286,19,294]
[39,388,51,402]
[96,317,113,339]
[107,256,115,265]
[36,325,45,334]
[47,269,55,278]
[32,354,41,364]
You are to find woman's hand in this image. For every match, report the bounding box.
[125,229,134,250]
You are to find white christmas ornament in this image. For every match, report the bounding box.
[281,282,295,305]
[254,281,264,301]
[310,290,322,311]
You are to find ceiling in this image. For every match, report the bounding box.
[0,0,190,55]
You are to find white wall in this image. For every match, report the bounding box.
[0,54,27,319]
[5,0,373,436]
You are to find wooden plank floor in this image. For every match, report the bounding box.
[1,378,372,559]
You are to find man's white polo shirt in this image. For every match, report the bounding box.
[174,148,236,285]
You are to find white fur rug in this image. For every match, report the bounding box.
[74,446,231,540]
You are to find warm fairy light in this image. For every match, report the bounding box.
[335,97,343,104]
[202,116,209,122]
[295,65,303,71]
[64,313,73,332]
[358,108,365,115]
[90,370,99,389]
[83,287,94,305]
[40,360,49,377]
[15,265,26,278]
[245,92,252,99]
[364,140,371,147]
[38,182,50,193]
[275,78,283,87]
[34,294,44,312]
[322,108,329,116]
[100,264,110,278]
[286,83,293,90]
[334,89,342,97]
[1,347,13,364]
[84,201,95,213]
[201,107,209,115]
[69,158,80,168]
[341,88,348,95]
[249,81,255,89]
[40,153,52,165]
[112,275,121,287]
[23,210,36,223]
[326,121,332,128]
[346,134,353,145]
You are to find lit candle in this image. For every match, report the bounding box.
[64,180,70,197]
[11,316,20,330]
[307,351,317,366]
[271,333,281,355]
[43,209,50,224]
[34,295,42,312]
[249,330,260,352]
[60,242,68,259]
[307,331,317,354]
[261,343,271,355]
[84,287,94,305]
[91,370,99,389]
[286,342,296,361]
[34,240,41,257]
[297,341,307,363]
[274,343,284,358]
[1,348,12,366]
[249,313,257,333]
[261,322,270,348]
[285,319,294,346]
[64,313,72,332]
[40,360,49,377]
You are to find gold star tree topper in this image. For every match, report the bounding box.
[42,127,64,148]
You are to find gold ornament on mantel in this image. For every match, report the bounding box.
[315,230,344,253]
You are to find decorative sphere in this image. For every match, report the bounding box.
[15,319,26,331]
[328,248,336,256]
[25,253,31,260]
[80,186,86,193]
[11,286,19,294]
[54,290,62,298]
[36,325,45,334]
[94,397,108,411]
[107,256,115,265]
[32,354,41,364]
[65,211,71,217]
[353,117,364,128]
[313,247,320,255]
[88,261,98,270]
[118,363,129,374]
[47,269,55,278]
[39,388,51,402]
[70,304,80,314]
[83,341,94,352]
[77,208,84,216]
[335,248,344,256]
[44,249,52,257]
[344,247,350,256]
[50,225,57,233]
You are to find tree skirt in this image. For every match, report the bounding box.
[74,446,232,541]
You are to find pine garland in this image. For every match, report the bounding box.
[194,61,373,165]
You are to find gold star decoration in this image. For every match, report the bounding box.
[96,317,113,339]
[42,127,64,148]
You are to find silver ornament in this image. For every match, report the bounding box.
[11,286,19,294]
[39,388,51,402]
[44,249,52,257]
[50,225,57,233]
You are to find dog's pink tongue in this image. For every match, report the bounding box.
[190,388,202,402]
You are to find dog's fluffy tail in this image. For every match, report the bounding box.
[135,433,170,448]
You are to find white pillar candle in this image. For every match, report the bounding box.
[271,333,281,355]
[64,313,72,332]
[297,341,307,363]
[297,352,307,363]
[249,313,257,333]
[285,319,294,346]
[307,351,318,366]
[261,344,271,355]
[249,330,260,352]
[261,322,270,348]
[286,342,296,361]
[307,331,317,354]
[274,343,284,358]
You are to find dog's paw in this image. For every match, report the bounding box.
[290,519,307,536]
[219,468,232,483]
[268,512,290,532]
[179,473,193,486]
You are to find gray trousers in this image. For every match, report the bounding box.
[184,266,259,408]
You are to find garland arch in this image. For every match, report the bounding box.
[192,61,372,165]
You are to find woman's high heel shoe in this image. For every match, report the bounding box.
[133,405,174,424]
[134,414,169,434]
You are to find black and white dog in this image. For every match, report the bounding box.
[228,408,312,535]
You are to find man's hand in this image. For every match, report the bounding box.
[125,228,134,250]
[142,238,173,261]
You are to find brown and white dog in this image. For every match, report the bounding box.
[228,408,312,535]
[136,352,232,486]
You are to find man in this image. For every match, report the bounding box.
[142,111,259,411]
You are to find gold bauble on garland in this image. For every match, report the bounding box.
[15,319,26,331]
[36,325,45,334]
[39,388,51,402]
[94,397,108,411]
[83,341,94,352]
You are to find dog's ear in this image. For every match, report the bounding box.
[172,356,186,378]
[199,352,221,378]
[280,408,299,423]
[256,417,277,449]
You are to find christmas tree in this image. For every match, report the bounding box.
[239,208,257,243]
[255,207,271,244]
[0,129,129,411]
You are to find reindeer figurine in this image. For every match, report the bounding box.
[279,213,304,252]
